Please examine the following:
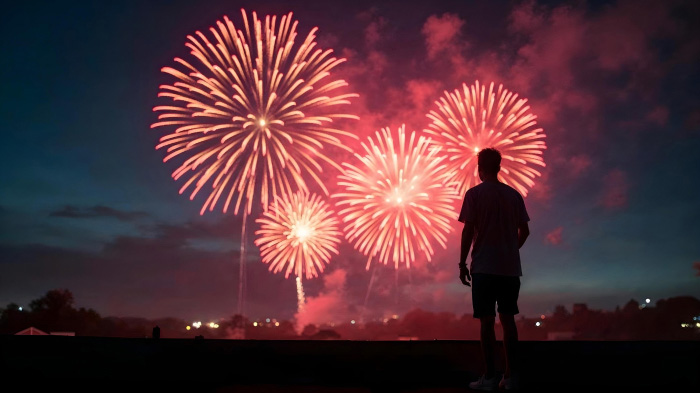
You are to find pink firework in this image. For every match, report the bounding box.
[424,81,547,197]
[254,191,341,280]
[334,125,460,270]
[151,9,358,217]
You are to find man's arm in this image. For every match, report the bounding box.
[459,221,474,286]
[460,221,475,266]
[518,221,530,249]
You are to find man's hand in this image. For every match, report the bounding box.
[459,266,472,287]
[460,222,474,287]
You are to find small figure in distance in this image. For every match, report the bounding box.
[152,325,160,339]
[458,148,530,391]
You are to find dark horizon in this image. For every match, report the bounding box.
[3,288,699,343]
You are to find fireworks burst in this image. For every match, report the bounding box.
[151,9,357,317]
[151,9,358,216]
[255,191,341,312]
[334,125,460,270]
[254,191,342,280]
[424,81,546,197]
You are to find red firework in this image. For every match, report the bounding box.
[424,80,546,197]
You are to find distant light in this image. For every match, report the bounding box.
[540,314,546,320]
[535,322,541,327]
[474,147,479,153]
[351,320,356,325]
[645,298,651,304]
[274,322,280,327]
[266,318,271,323]
[208,322,219,329]
[193,321,202,329]
[186,326,191,330]
[253,322,258,327]
[18,307,22,311]
[392,314,399,319]
[696,323,700,328]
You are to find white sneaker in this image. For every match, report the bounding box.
[499,374,519,390]
[469,374,499,391]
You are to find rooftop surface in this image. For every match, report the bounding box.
[2,336,698,392]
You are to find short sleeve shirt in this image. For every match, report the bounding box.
[458,181,529,277]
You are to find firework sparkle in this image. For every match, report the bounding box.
[254,191,342,280]
[334,125,460,270]
[425,81,547,197]
[151,9,359,216]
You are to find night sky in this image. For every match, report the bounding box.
[2,0,699,326]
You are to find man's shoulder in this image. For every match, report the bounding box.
[467,182,524,200]
[504,182,524,196]
[466,183,486,194]
[490,181,524,199]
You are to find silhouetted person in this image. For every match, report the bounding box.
[458,148,529,391]
[152,325,160,339]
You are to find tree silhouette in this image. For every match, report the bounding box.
[29,288,75,312]
[1,289,101,335]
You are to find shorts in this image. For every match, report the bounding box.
[471,273,520,318]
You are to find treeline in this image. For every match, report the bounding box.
[524,297,700,340]
[1,289,699,340]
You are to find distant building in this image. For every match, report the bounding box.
[15,327,48,335]
[15,327,75,336]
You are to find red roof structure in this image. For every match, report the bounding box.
[15,327,48,335]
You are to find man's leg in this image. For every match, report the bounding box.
[479,315,497,378]
[499,313,518,378]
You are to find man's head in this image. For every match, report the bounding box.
[477,148,501,180]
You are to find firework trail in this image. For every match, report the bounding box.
[151,9,357,315]
[424,81,547,197]
[334,125,460,270]
[295,276,306,312]
[254,191,342,311]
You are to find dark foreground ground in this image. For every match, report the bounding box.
[2,336,698,392]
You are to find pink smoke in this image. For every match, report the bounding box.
[545,227,564,246]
